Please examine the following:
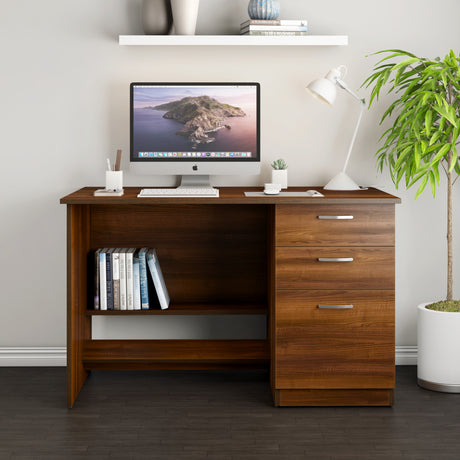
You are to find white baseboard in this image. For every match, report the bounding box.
[395,345,418,365]
[0,347,66,366]
[0,346,418,367]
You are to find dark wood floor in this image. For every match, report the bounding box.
[1,366,459,459]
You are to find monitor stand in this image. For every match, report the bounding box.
[178,175,214,190]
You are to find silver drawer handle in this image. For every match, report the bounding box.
[317,257,354,262]
[318,305,354,309]
[317,215,354,220]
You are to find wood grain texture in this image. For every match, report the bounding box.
[275,204,395,247]
[276,247,395,290]
[87,303,267,315]
[275,389,394,406]
[90,204,268,304]
[67,205,92,408]
[60,186,401,205]
[83,339,270,367]
[275,290,395,389]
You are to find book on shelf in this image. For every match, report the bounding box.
[118,249,127,310]
[99,249,108,310]
[240,25,308,34]
[146,249,170,310]
[132,252,141,310]
[92,247,170,312]
[241,31,308,36]
[94,249,101,310]
[105,248,115,310]
[125,248,136,310]
[240,19,308,27]
[112,251,120,310]
[138,248,150,310]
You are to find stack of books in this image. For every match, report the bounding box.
[93,248,170,311]
[240,19,308,36]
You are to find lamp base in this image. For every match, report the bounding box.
[323,171,360,191]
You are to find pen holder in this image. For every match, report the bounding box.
[105,171,123,192]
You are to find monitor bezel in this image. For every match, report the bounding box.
[130,82,260,163]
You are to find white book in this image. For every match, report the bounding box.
[112,251,120,310]
[99,249,108,311]
[118,249,127,310]
[125,248,136,310]
[147,249,170,310]
[133,252,141,311]
[240,24,308,33]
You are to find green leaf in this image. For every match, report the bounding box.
[430,144,451,165]
[428,170,436,197]
[425,110,433,136]
[415,175,429,199]
[449,147,458,172]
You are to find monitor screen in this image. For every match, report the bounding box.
[130,83,260,163]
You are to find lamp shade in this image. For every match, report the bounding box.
[306,77,337,105]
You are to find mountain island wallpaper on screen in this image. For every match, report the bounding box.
[132,85,258,157]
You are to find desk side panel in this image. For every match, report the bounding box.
[67,205,92,408]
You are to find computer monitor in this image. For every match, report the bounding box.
[130,82,260,186]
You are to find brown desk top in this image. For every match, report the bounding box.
[60,187,401,205]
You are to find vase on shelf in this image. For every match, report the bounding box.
[248,0,280,20]
[142,0,173,35]
[170,0,200,35]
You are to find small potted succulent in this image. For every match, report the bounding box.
[271,159,288,189]
[364,49,460,392]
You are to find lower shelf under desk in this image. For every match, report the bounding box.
[82,339,270,370]
[86,303,268,316]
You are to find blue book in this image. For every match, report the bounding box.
[105,248,114,310]
[132,253,141,310]
[138,248,149,309]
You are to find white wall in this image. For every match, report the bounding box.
[0,0,459,348]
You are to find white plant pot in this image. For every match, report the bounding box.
[271,169,287,190]
[417,302,460,392]
[170,0,200,35]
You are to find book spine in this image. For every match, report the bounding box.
[241,19,281,26]
[106,249,114,310]
[240,25,308,32]
[119,251,127,310]
[241,19,307,27]
[133,254,141,311]
[126,250,134,310]
[147,250,170,310]
[94,250,100,310]
[112,252,120,310]
[99,251,107,311]
[138,248,149,310]
[241,31,308,36]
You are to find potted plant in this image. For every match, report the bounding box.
[271,158,288,189]
[363,49,460,392]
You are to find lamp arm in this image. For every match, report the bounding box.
[342,98,365,173]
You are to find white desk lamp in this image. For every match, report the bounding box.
[306,65,365,190]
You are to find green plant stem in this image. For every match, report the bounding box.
[447,138,453,301]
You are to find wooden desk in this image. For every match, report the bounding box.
[61,187,400,407]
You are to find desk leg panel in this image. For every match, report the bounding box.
[67,205,92,408]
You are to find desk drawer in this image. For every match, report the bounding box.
[276,204,394,247]
[276,247,394,290]
[275,290,395,389]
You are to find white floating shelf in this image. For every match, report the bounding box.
[119,35,348,46]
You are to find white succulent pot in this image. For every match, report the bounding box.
[417,302,460,392]
[170,0,200,35]
[271,169,287,190]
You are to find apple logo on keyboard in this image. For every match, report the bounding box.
[192,165,198,171]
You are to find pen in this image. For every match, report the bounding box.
[106,158,112,171]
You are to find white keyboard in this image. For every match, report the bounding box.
[138,187,219,198]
